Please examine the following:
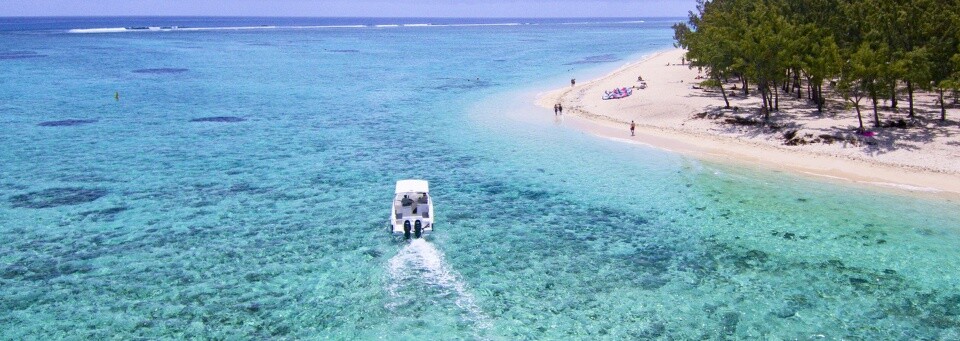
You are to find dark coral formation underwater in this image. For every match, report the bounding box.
[37,119,97,127]
[9,187,108,209]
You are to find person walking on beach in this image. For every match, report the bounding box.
[553,103,559,115]
[630,120,636,136]
[571,78,576,87]
[558,103,563,115]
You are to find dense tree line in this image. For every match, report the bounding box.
[673,0,960,130]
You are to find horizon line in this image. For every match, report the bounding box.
[0,15,687,19]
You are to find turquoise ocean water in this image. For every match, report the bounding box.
[1,17,959,339]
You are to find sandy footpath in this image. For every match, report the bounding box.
[537,49,960,198]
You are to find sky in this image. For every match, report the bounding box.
[0,0,696,17]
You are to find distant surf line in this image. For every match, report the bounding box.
[66,20,645,34]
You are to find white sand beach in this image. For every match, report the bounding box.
[538,49,960,198]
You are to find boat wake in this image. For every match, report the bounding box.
[387,239,492,332]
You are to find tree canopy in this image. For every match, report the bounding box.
[674,0,960,123]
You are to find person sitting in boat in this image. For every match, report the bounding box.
[417,193,429,204]
[401,195,413,207]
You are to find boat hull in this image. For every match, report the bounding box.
[390,180,434,238]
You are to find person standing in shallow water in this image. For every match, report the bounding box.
[558,103,563,115]
[554,103,559,115]
[630,120,636,136]
[571,78,576,87]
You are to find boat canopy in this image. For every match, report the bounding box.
[395,179,429,194]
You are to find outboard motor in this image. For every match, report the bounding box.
[403,220,412,240]
[414,220,422,239]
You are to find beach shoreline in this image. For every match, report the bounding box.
[537,48,960,199]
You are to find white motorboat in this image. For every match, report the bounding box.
[390,179,434,239]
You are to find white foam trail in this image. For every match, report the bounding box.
[387,239,492,331]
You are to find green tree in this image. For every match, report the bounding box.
[939,53,960,121]
[674,0,748,109]
[899,48,932,118]
[836,64,869,132]
[673,0,960,125]
[738,3,791,121]
[798,25,841,113]
[849,42,890,127]
[920,1,959,121]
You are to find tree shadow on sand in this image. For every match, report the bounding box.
[687,86,960,155]
[859,119,952,155]
[695,109,801,140]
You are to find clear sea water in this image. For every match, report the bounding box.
[1,17,959,340]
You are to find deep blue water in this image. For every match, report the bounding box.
[1,17,959,340]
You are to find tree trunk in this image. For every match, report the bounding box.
[854,102,864,132]
[774,83,779,111]
[907,81,915,118]
[811,78,820,109]
[742,79,749,96]
[806,76,812,99]
[783,70,791,92]
[760,83,770,121]
[820,84,826,112]
[890,82,898,109]
[795,72,802,98]
[769,91,775,112]
[716,75,730,109]
[782,70,789,92]
[760,87,767,111]
[941,88,947,121]
[872,95,881,127]
[815,81,824,114]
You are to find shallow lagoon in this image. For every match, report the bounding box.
[1,18,958,339]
